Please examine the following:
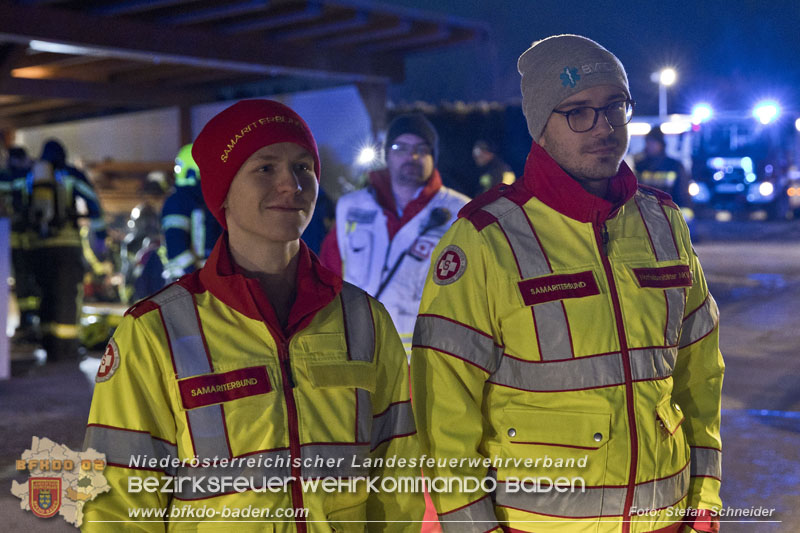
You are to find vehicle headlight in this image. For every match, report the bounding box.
[758,182,774,197]
[688,182,700,196]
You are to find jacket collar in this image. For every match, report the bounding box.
[369,168,443,239]
[197,234,342,340]
[520,140,638,224]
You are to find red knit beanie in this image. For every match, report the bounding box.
[192,99,320,229]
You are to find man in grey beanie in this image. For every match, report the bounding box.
[412,34,723,533]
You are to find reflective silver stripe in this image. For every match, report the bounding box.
[191,208,205,257]
[482,197,574,360]
[679,295,719,348]
[372,401,415,450]
[73,178,99,201]
[691,447,722,479]
[150,285,231,459]
[490,353,624,392]
[162,214,191,231]
[413,315,502,373]
[635,193,680,261]
[150,285,209,378]
[341,283,375,363]
[632,465,690,512]
[175,449,291,500]
[496,467,688,518]
[533,301,573,361]
[496,481,626,518]
[356,388,372,444]
[481,197,550,279]
[439,495,499,533]
[665,288,686,346]
[491,348,676,391]
[84,425,178,475]
[186,405,231,459]
[629,347,677,382]
[301,443,371,478]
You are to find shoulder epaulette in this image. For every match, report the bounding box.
[458,184,513,231]
[124,274,202,318]
[638,184,680,210]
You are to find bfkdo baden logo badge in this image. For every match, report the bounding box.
[29,477,62,518]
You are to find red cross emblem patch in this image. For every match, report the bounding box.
[96,338,120,383]
[433,245,467,285]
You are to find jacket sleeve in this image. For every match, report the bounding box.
[672,221,724,513]
[318,224,343,277]
[81,314,176,532]
[366,297,426,531]
[411,220,502,532]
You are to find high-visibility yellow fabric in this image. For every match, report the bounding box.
[412,146,723,533]
[83,243,423,532]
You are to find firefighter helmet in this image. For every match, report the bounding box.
[174,144,199,187]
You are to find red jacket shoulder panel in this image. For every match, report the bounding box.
[638,184,680,210]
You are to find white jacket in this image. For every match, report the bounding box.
[335,183,468,352]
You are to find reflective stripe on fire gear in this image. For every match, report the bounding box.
[494,463,689,518]
[690,447,722,480]
[438,494,499,532]
[635,192,680,262]
[150,284,230,459]
[162,214,191,232]
[84,424,178,474]
[679,295,719,348]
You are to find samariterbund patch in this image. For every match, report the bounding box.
[178,366,271,409]
[518,271,600,306]
[633,265,693,288]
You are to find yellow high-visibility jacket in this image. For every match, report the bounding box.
[83,237,424,532]
[411,142,724,533]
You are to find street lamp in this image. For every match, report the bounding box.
[650,68,676,119]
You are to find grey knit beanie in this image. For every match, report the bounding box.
[518,34,630,140]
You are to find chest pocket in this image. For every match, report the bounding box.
[632,264,692,347]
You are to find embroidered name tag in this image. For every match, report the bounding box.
[179,366,271,410]
[518,271,600,306]
[633,265,693,288]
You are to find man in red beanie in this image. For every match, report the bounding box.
[82,99,424,532]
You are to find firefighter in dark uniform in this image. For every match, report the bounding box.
[18,140,106,361]
[160,144,222,281]
[2,147,41,341]
[634,127,690,206]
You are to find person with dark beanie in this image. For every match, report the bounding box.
[82,100,423,531]
[320,113,469,357]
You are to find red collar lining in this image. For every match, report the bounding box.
[196,235,342,340]
[369,168,442,239]
[520,141,638,224]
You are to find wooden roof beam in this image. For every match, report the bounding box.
[0,1,402,82]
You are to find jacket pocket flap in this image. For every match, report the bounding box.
[306,361,376,392]
[656,397,685,435]
[504,408,610,449]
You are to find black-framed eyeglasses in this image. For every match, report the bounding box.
[552,99,635,133]
[389,142,433,157]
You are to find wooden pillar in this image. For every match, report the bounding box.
[179,105,192,146]
[356,82,388,140]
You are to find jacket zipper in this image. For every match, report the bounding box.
[276,337,306,533]
[594,219,638,533]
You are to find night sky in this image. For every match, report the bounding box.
[387,0,800,118]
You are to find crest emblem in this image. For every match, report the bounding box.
[29,478,61,518]
[433,245,467,285]
[96,338,120,383]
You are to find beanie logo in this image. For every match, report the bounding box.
[220,115,304,163]
[560,67,580,88]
